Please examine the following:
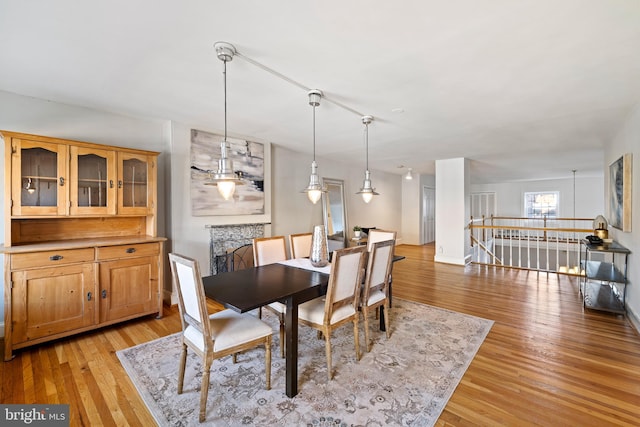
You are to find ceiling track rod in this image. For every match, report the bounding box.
[233,48,365,118]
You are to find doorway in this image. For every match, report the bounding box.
[422,186,435,243]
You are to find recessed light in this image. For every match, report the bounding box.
[391,107,404,113]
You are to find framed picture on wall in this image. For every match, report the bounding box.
[608,153,632,232]
[190,129,265,216]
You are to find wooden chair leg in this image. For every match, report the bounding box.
[199,357,213,423]
[353,318,360,361]
[383,300,391,339]
[177,344,187,394]
[362,306,371,352]
[265,336,272,390]
[324,327,333,380]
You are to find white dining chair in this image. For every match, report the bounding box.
[365,229,397,306]
[360,239,394,352]
[252,236,288,357]
[366,229,397,252]
[168,253,272,423]
[289,232,313,259]
[298,245,367,380]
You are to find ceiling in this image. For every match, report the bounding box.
[1,0,639,183]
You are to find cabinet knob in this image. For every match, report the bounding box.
[59,177,65,186]
[87,292,92,301]
[49,255,64,261]
[118,180,123,188]
[109,180,114,188]
[126,248,136,254]
[101,289,107,299]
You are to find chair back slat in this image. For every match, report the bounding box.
[289,232,313,259]
[253,236,288,266]
[324,246,366,322]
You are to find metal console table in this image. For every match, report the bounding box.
[579,239,630,314]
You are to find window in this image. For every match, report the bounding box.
[524,191,559,218]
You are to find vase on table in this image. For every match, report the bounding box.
[310,225,329,267]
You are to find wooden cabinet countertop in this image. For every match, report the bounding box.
[0,235,167,255]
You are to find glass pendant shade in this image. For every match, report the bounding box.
[216,180,236,200]
[303,161,323,204]
[356,170,379,203]
[205,140,244,200]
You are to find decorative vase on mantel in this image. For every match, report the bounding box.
[310,225,329,267]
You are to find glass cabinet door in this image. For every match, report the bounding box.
[118,153,154,214]
[11,140,67,216]
[70,146,116,215]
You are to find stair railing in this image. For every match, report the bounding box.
[469,215,593,274]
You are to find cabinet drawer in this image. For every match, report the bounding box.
[11,248,96,270]
[97,243,160,260]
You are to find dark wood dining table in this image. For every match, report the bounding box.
[202,254,405,398]
[202,262,329,398]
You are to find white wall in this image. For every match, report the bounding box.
[271,146,403,240]
[471,176,604,219]
[606,101,640,330]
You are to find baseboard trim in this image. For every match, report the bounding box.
[626,305,640,335]
[434,254,467,265]
[163,289,178,306]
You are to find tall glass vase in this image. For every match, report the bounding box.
[310,225,329,267]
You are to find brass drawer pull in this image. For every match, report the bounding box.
[126,248,136,254]
[49,255,64,261]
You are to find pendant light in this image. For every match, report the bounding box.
[204,41,244,200]
[405,168,413,180]
[356,115,379,203]
[301,89,326,204]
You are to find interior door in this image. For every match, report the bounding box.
[422,186,435,243]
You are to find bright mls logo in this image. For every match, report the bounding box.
[1,404,69,426]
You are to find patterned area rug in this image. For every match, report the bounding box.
[117,300,493,426]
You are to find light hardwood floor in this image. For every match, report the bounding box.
[2,244,639,426]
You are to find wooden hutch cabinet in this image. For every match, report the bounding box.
[1,131,166,360]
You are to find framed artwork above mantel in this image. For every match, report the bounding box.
[608,153,632,232]
[190,129,266,216]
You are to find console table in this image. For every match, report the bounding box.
[579,239,630,314]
